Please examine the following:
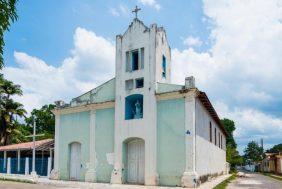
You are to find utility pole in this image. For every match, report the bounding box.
[26,118,44,177]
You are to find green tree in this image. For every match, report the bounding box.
[221,118,243,170]
[0,74,27,145]
[244,141,263,163]
[0,0,19,69]
[221,118,237,148]
[25,104,55,139]
[226,147,243,167]
[6,121,31,144]
[266,143,282,153]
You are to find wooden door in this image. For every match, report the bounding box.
[127,139,145,184]
[70,142,81,180]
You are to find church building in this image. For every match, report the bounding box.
[51,11,228,187]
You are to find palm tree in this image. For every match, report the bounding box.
[0,74,27,145]
[0,0,19,69]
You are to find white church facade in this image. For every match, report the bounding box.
[51,16,228,187]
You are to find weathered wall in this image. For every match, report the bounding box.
[156,83,183,94]
[71,78,115,107]
[95,108,115,183]
[157,98,186,186]
[195,99,226,177]
[59,111,90,180]
[113,19,163,185]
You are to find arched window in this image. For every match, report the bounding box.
[125,94,143,120]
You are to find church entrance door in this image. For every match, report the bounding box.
[127,138,145,184]
[69,142,81,180]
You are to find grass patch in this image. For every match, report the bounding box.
[213,174,237,189]
[262,172,282,182]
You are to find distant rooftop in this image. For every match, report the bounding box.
[0,139,54,152]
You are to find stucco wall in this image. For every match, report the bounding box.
[71,78,115,107]
[59,111,90,180]
[95,108,115,183]
[157,98,186,186]
[195,99,226,177]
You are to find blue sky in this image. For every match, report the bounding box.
[4,0,211,67]
[2,0,282,153]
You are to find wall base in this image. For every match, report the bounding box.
[85,169,97,182]
[181,171,199,188]
[110,169,122,184]
[49,169,60,180]
[145,173,159,186]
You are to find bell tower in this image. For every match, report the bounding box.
[111,7,171,185]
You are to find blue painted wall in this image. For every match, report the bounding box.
[157,98,186,186]
[95,108,115,183]
[59,111,90,180]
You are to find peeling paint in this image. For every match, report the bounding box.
[106,153,114,165]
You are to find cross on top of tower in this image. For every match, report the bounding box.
[132,5,141,19]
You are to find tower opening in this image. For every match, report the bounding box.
[132,50,139,71]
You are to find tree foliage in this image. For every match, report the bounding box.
[221,118,237,148]
[0,0,19,69]
[266,143,282,153]
[0,74,27,145]
[25,104,55,139]
[244,141,263,163]
[221,118,243,170]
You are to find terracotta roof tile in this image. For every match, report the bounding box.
[0,139,53,151]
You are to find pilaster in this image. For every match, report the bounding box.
[181,94,199,187]
[85,110,97,182]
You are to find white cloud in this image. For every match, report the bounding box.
[109,4,130,17]
[215,102,282,153]
[109,8,120,17]
[172,0,282,105]
[172,0,282,151]
[3,27,115,113]
[183,36,203,47]
[138,0,161,11]
[3,0,281,152]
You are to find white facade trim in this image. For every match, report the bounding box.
[54,114,60,170]
[181,94,199,188]
[52,101,114,115]
[85,109,97,182]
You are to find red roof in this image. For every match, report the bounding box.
[0,139,54,151]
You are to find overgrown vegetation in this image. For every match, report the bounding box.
[213,173,237,189]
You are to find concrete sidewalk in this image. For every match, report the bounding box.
[0,173,231,188]
[38,174,231,189]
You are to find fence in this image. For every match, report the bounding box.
[0,157,52,176]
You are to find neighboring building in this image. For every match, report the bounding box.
[51,16,228,187]
[0,139,54,176]
[260,153,282,175]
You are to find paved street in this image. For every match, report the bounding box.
[0,173,280,189]
[227,172,282,189]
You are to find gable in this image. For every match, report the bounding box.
[156,82,183,94]
[70,78,115,107]
[121,19,149,40]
